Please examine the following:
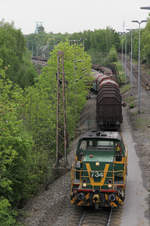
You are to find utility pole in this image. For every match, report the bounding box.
[55,51,67,167]
[55,53,60,167]
[61,52,67,166]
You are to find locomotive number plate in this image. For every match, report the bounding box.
[90,171,103,178]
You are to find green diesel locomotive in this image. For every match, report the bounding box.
[70,131,128,208]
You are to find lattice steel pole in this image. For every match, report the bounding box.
[61,52,67,166]
[55,52,61,167]
[56,51,67,167]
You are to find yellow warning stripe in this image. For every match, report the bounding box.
[85,193,90,200]
[77,200,84,206]
[110,201,117,207]
[86,163,109,186]
[71,196,76,204]
[105,193,109,201]
[113,157,125,164]
[116,196,123,204]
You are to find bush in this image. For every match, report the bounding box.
[0,198,17,226]
[0,42,92,224]
[0,20,37,88]
[0,64,34,224]
[107,46,118,63]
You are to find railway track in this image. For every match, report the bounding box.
[52,202,123,226]
[65,206,123,226]
[32,56,150,92]
[131,63,150,91]
[32,56,48,66]
[78,208,111,226]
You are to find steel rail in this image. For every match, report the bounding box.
[78,211,86,226]
[106,207,112,226]
[77,208,112,226]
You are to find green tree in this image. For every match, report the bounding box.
[0,20,37,88]
[25,28,120,65]
[107,46,118,63]
[24,42,92,176]
[142,18,150,64]
[0,59,35,225]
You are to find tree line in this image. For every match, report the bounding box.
[25,26,120,65]
[26,18,150,67]
[0,21,92,225]
[122,18,150,64]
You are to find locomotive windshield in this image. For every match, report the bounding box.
[79,139,115,151]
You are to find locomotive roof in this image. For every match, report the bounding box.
[79,130,122,141]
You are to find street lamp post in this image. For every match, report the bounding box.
[121,33,124,67]
[126,29,133,87]
[140,6,150,10]
[132,20,147,113]
[125,33,127,81]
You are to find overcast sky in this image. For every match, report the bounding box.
[0,0,149,34]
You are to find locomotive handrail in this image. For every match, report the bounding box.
[71,166,126,189]
[71,167,124,173]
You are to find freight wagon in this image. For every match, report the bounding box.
[96,75,123,130]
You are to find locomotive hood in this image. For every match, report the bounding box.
[81,151,114,186]
[82,151,114,163]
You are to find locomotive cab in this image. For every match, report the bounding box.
[70,131,128,208]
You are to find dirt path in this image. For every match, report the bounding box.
[120,57,150,225]
[120,108,149,226]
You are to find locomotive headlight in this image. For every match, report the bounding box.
[83,183,87,187]
[108,184,112,188]
[96,162,100,166]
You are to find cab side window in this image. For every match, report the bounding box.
[79,140,87,150]
[115,142,122,161]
